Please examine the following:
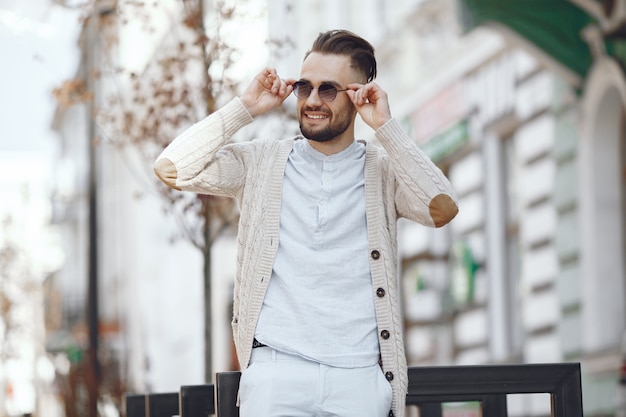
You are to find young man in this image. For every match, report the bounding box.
[155,30,458,417]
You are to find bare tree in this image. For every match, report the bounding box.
[52,0,298,388]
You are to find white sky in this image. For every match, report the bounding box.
[0,0,77,288]
[0,1,79,285]
[0,0,81,155]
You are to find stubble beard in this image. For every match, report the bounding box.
[299,108,352,143]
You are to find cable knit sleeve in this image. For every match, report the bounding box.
[154,98,254,197]
[375,118,459,228]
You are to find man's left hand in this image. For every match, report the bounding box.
[346,82,392,131]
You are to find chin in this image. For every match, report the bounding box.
[301,127,335,143]
[307,136,335,143]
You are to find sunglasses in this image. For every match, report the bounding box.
[292,81,349,102]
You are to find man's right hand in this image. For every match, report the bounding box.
[240,68,295,117]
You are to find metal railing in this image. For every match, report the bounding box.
[405,363,583,417]
[125,362,583,417]
[125,384,216,417]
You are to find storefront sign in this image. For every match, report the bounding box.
[421,119,470,162]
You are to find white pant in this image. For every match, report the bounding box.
[238,347,392,417]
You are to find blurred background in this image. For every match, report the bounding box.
[1,0,626,416]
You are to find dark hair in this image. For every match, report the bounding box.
[305,30,377,83]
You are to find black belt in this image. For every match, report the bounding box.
[252,338,267,349]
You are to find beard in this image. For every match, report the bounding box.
[299,107,353,143]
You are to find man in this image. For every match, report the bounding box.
[155,29,458,417]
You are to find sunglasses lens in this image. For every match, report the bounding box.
[293,82,311,99]
[292,82,340,101]
[318,84,338,101]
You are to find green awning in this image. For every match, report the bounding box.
[457,0,597,84]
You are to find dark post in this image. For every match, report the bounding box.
[196,0,215,383]
[84,8,116,415]
[84,7,106,416]
[86,98,100,417]
[204,200,213,382]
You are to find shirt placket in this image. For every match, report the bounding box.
[314,158,333,245]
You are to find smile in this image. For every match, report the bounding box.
[306,114,328,120]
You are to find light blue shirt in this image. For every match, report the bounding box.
[255,138,380,368]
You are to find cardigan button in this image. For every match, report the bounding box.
[385,371,394,381]
[371,250,381,260]
[376,287,386,298]
[381,330,390,339]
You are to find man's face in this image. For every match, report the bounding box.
[296,53,362,143]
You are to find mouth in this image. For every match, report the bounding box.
[304,112,329,121]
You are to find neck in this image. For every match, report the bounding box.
[306,123,356,156]
[307,137,355,155]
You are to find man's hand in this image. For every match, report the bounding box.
[240,68,295,118]
[346,82,392,131]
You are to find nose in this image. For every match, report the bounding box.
[305,87,324,106]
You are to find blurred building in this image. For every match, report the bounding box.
[47,0,626,416]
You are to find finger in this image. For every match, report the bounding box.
[279,79,294,97]
[355,87,369,106]
[277,78,288,96]
[265,78,278,94]
[270,73,288,95]
[360,83,376,99]
[283,77,296,97]
[265,67,277,79]
[346,88,366,107]
[359,83,383,105]
[259,68,273,81]
[261,68,278,91]
[284,78,297,94]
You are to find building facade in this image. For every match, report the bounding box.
[368,1,626,416]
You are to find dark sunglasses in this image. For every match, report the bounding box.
[292,81,349,102]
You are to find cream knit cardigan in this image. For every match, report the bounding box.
[154,98,459,417]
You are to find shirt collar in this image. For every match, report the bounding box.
[300,138,363,162]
